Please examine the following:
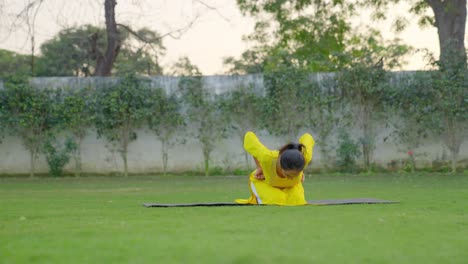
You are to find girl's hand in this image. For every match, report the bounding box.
[255,167,265,180]
[253,157,265,180]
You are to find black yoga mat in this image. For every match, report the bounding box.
[143,198,398,207]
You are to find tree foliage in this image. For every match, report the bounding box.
[334,31,409,171]
[236,0,354,72]
[60,86,96,176]
[36,25,106,76]
[36,25,165,77]
[147,88,185,175]
[114,27,165,76]
[220,83,263,166]
[335,128,362,173]
[174,57,226,176]
[235,0,466,74]
[43,136,77,177]
[300,75,342,170]
[262,52,312,140]
[359,0,467,69]
[0,49,31,78]
[0,83,7,144]
[223,50,265,74]
[2,77,61,177]
[336,62,388,171]
[94,74,153,176]
[394,61,467,172]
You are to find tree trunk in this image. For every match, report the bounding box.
[361,105,372,171]
[121,124,130,177]
[162,140,168,175]
[122,139,129,177]
[74,137,82,177]
[319,147,331,172]
[94,0,121,76]
[203,148,210,177]
[29,150,35,178]
[450,151,459,173]
[445,117,462,173]
[204,158,209,177]
[30,35,35,76]
[427,0,467,67]
[121,147,128,177]
[318,121,334,172]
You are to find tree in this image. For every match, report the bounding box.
[94,74,152,176]
[336,64,386,171]
[147,88,185,175]
[42,135,76,177]
[222,21,272,74]
[301,74,342,171]
[6,0,45,75]
[36,25,105,76]
[0,49,31,78]
[114,27,165,76]
[223,50,266,74]
[261,51,311,141]
[4,0,214,76]
[335,128,362,173]
[91,0,119,76]
[427,0,467,67]
[238,0,467,71]
[61,86,95,177]
[2,77,59,177]
[384,72,427,172]
[92,0,193,76]
[220,83,263,167]
[387,109,427,172]
[173,57,227,176]
[236,0,354,72]
[0,85,7,144]
[36,25,165,77]
[361,0,466,69]
[334,31,409,171]
[395,63,467,173]
[4,0,165,77]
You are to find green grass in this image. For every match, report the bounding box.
[1,173,468,264]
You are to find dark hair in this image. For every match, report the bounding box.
[278,143,305,171]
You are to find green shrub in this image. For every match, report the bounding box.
[209,166,224,176]
[43,137,77,177]
[232,168,251,176]
[335,129,361,173]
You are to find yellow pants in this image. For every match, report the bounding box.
[235,171,307,206]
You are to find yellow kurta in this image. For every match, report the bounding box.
[235,131,315,206]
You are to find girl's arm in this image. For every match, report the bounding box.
[299,133,315,166]
[244,131,272,180]
[244,131,271,157]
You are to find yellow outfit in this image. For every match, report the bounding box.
[235,131,315,206]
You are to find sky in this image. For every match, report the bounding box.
[0,0,464,75]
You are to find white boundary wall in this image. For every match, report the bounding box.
[0,74,466,174]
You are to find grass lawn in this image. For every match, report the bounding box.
[1,173,467,263]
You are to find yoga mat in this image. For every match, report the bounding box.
[307,198,398,205]
[143,198,398,207]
